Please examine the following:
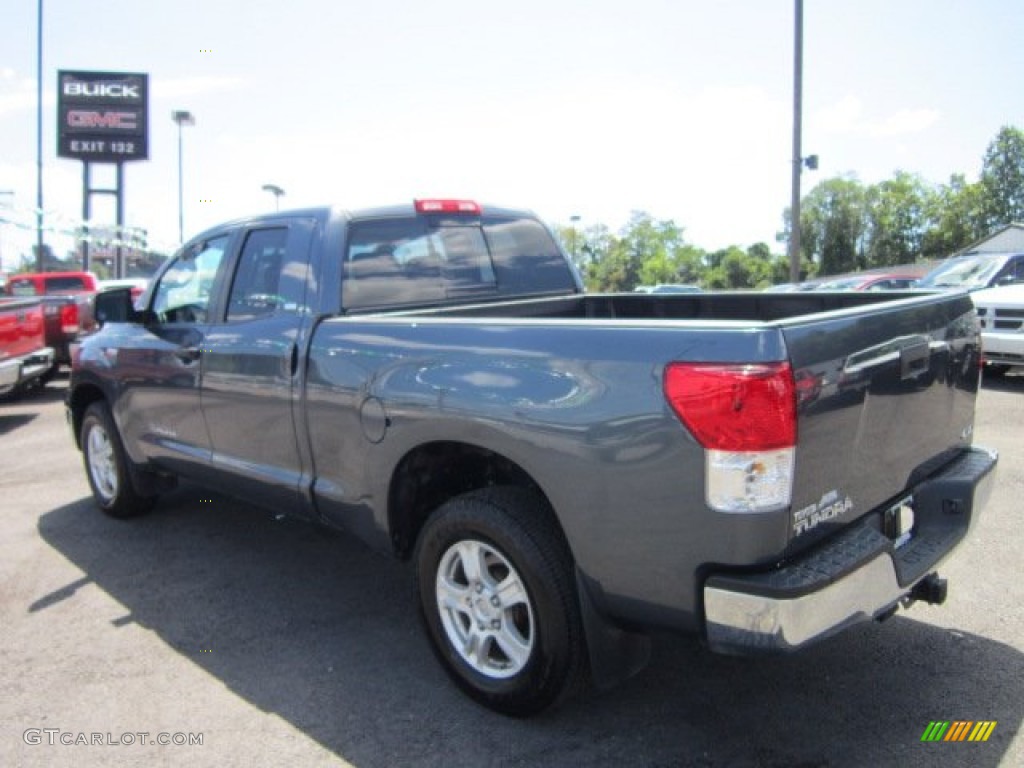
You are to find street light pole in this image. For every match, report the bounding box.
[788,0,804,284]
[0,190,14,273]
[569,214,581,263]
[172,110,195,243]
[262,184,285,211]
[36,0,44,271]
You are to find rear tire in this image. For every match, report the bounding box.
[81,401,155,518]
[414,487,584,716]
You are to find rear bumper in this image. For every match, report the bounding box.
[981,330,1024,366]
[20,347,56,383]
[0,358,20,393]
[704,445,998,654]
[0,347,55,394]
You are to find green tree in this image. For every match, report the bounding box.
[586,243,635,291]
[586,212,689,291]
[704,246,766,289]
[554,223,583,271]
[800,176,867,276]
[638,250,677,285]
[745,242,777,287]
[673,244,706,284]
[746,242,772,261]
[920,174,988,258]
[980,125,1024,227]
[863,171,931,267]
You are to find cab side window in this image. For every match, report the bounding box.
[152,235,230,323]
[992,254,1024,286]
[226,228,300,322]
[1012,256,1024,283]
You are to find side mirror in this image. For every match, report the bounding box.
[94,287,140,326]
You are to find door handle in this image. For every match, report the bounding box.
[175,346,201,363]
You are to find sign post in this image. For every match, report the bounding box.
[57,70,149,276]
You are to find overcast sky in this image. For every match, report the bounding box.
[1,0,1022,268]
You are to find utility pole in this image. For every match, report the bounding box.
[36,0,45,271]
[262,184,285,211]
[172,110,195,243]
[788,0,804,284]
[569,214,581,262]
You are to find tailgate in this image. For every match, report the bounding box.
[781,292,980,553]
[0,299,46,360]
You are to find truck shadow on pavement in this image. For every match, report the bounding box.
[37,487,1021,768]
[0,412,38,435]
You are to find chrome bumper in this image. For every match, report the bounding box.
[704,445,998,654]
[706,554,906,652]
[0,346,54,394]
[0,358,20,394]
[19,347,55,382]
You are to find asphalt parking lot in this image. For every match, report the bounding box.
[1,372,1022,768]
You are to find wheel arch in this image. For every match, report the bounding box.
[68,381,108,450]
[387,440,571,562]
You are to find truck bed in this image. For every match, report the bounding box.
[309,288,980,630]
[369,289,929,322]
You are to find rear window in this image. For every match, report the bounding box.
[8,280,38,296]
[7,275,90,295]
[342,214,575,311]
[45,276,88,292]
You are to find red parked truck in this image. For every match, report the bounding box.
[0,296,55,397]
[4,271,98,375]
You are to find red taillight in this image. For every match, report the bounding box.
[414,199,481,215]
[664,362,797,451]
[59,302,80,335]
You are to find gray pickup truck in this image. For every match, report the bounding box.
[68,200,998,715]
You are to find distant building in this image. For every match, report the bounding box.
[956,222,1024,254]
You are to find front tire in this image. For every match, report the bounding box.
[81,401,155,518]
[414,487,584,716]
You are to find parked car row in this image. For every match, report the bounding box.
[633,283,703,294]
[771,251,1024,294]
[5,271,101,373]
[766,251,1024,377]
[1,271,150,400]
[916,251,1024,292]
[0,296,54,397]
[813,272,923,291]
[972,283,1024,376]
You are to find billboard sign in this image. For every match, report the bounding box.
[57,70,149,163]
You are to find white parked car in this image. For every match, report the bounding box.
[972,283,1024,375]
